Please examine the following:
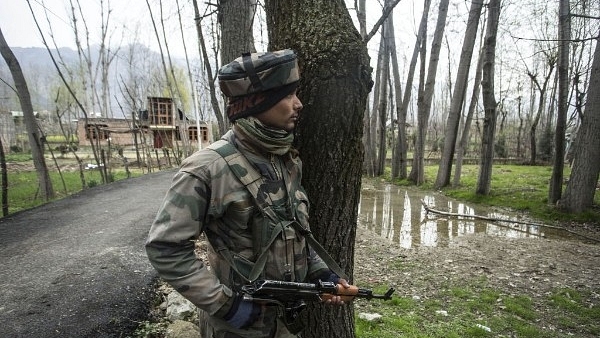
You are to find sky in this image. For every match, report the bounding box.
[1,0,426,60]
[0,0,198,58]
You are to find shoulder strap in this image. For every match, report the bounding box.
[208,140,348,281]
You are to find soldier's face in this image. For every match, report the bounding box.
[255,90,303,132]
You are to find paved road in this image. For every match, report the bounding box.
[0,169,177,337]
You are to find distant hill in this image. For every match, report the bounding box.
[0,44,191,116]
[10,46,79,69]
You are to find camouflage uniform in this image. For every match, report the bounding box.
[146,127,330,337]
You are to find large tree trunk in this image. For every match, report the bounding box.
[476,0,501,195]
[434,0,483,189]
[558,34,600,213]
[219,0,257,65]
[217,0,257,136]
[409,0,449,185]
[0,27,55,201]
[264,1,372,336]
[549,0,571,204]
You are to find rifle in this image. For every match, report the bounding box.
[240,279,395,332]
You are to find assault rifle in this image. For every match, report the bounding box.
[240,279,394,331]
[241,279,395,304]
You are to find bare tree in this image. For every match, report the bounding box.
[476,0,502,195]
[375,22,391,176]
[391,0,431,180]
[548,0,571,204]
[435,0,484,189]
[265,0,372,336]
[0,132,6,216]
[364,27,386,176]
[193,0,228,136]
[176,0,203,149]
[386,2,404,179]
[409,0,450,185]
[526,54,556,165]
[27,0,106,183]
[0,27,55,201]
[453,47,484,187]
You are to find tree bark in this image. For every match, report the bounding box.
[476,0,501,196]
[435,0,483,189]
[265,1,372,336]
[549,0,571,204]
[558,34,600,213]
[0,27,55,201]
[219,0,257,65]
[218,0,257,137]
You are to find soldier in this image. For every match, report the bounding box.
[146,49,350,338]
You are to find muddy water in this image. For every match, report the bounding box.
[358,181,571,248]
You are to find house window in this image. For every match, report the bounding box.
[188,126,209,142]
[200,126,209,141]
[149,99,173,125]
[86,124,109,140]
[188,126,198,141]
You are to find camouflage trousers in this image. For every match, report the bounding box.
[198,308,300,338]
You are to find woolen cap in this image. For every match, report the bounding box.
[218,49,300,122]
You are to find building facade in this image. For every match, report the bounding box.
[76,96,212,151]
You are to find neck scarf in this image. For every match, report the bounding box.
[234,117,294,155]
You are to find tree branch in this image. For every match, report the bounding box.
[510,33,600,44]
[420,199,600,243]
[364,0,403,43]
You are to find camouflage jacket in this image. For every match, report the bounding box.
[145,129,329,328]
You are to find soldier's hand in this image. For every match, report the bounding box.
[325,278,354,305]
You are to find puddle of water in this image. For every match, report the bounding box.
[358,181,570,249]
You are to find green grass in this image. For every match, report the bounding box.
[354,279,599,338]
[6,153,33,162]
[4,168,142,214]
[387,164,600,225]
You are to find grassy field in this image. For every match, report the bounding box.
[3,153,144,214]
[354,283,600,338]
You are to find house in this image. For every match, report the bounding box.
[76,96,212,150]
[0,110,17,153]
[0,110,35,153]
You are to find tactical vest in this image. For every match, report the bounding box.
[206,140,346,287]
